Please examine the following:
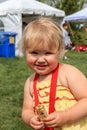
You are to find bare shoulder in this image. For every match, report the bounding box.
[60,63,78,71]
[59,63,87,88]
[24,73,35,96]
[59,63,87,99]
[60,63,86,78]
[24,74,35,87]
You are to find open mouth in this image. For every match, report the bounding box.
[35,64,48,69]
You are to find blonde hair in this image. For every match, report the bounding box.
[23,17,65,58]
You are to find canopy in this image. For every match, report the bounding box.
[0,0,65,57]
[64,8,87,22]
[0,0,65,17]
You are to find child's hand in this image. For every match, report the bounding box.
[43,111,66,128]
[29,115,45,130]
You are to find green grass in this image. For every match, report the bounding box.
[63,51,87,76]
[0,51,87,130]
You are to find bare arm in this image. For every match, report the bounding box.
[21,77,35,125]
[64,65,87,122]
[21,77,44,129]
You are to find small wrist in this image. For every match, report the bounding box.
[28,114,35,123]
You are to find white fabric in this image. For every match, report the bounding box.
[0,0,65,57]
[62,28,71,46]
[0,0,65,17]
[64,8,87,22]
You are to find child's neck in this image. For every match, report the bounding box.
[37,64,59,82]
[37,73,52,82]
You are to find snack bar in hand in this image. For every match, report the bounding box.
[35,104,47,120]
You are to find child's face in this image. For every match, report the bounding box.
[25,48,59,75]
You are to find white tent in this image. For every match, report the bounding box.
[0,0,65,57]
[64,8,87,22]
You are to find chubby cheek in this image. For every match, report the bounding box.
[48,56,58,65]
[26,55,34,68]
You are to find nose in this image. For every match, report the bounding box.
[37,56,46,64]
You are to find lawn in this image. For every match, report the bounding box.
[0,51,87,130]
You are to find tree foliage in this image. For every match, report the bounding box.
[38,0,85,15]
[55,0,84,15]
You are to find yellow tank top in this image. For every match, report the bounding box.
[33,65,87,130]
